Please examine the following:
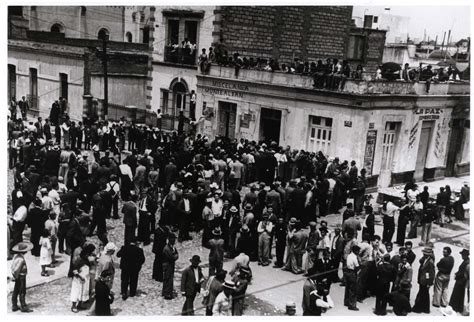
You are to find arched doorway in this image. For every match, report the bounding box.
[51,23,64,33]
[125,32,132,43]
[172,82,188,117]
[98,28,109,41]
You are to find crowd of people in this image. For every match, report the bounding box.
[198,47,362,91]
[196,43,465,94]
[166,38,198,65]
[7,100,470,316]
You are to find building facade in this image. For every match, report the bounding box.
[8,6,151,122]
[149,6,216,129]
[196,66,469,187]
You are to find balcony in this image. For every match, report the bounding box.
[202,65,470,96]
[164,46,197,66]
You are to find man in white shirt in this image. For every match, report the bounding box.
[344,245,360,311]
[381,201,399,244]
[211,192,223,218]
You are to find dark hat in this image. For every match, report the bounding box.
[216,270,228,279]
[190,255,201,264]
[168,232,177,240]
[244,203,253,211]
[319,226,328,233]
[212,227,222,236]
[460,249,470,256]
[11,241,33,253]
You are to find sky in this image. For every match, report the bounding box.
[352,6,470,42]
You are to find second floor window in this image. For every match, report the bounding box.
[164,17,199,65]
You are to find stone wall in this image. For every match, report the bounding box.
[218,6,353,64]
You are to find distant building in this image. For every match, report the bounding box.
[8,6,151,122]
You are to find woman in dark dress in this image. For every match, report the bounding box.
[449,249,470,313]
[95,270,114,316]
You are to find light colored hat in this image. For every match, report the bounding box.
[104,242,117,253]
[229,206,238,213]
[11,241,33,253]
[223,280,236,289]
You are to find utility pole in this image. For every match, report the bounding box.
[102,35,109,120]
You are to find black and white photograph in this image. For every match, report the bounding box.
[3,0,472,318]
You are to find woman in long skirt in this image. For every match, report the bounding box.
[39,229,52,277]
[449,249,470,313]
[70,258,90,312]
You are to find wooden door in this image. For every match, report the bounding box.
[217,102,236,139]
[414,122,434,180]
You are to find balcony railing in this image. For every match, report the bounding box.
[202,65,470,96]
[164,46,197,65]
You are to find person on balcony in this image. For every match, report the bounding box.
[199,48,209,74]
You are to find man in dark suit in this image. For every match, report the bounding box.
[374,254,396,315]
[180,255,204,315]
[122,193,138,245]
[312,249,333,285]
[95,270,115,316]
[162,233,179,300]
[288,182,306,222]
[152,222,169,282]
[177,190,193,242]
[117,238,145,300]
[265,184,282,216]
[412,246,435,313]
[330,225,344,282]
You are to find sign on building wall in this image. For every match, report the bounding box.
[363,130,377,176]
[414,108,444,120]
[240,113,252,128]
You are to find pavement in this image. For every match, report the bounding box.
[6,166,470,315]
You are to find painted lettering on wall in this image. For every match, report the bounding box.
[413,108,444,115]
[202,87,245,98]
[211,81,250,91]
[408,121,418,149]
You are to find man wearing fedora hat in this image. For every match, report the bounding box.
[449,248,470,313]
[232,266,251,315]
[180,255,204,315]
[227,206,241,257]
[209,227,225,276]
[413,245,435,313]
[162,233,179,300]
[116,237,145,300]
[10,241,34,313]
[212,280,236,316]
